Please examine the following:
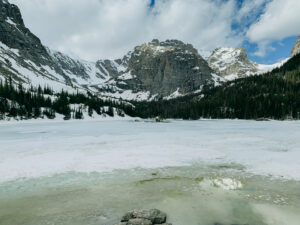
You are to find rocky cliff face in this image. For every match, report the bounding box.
[105,40,219,99]
[291,36,300,57]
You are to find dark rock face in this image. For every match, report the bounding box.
[116,209,170,225]
[115,39,214,97]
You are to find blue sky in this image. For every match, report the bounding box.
[245,36,298,64]
[11,0,300,63]
[231,0,299,64]
[150,0,298,64]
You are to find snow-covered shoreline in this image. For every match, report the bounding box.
[0,116,299,126]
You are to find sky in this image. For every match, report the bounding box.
[10,0,300,64]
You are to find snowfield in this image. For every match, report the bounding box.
[0,120,300,183]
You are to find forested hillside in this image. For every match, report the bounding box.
[0,78,135,120]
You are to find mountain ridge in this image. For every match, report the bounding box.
[0,0,289,102]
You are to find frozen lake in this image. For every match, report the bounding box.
[0,120,300,225]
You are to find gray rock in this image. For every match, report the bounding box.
[121,209,167,224]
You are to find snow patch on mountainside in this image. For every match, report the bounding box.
[101,90,151,101]
[257,58,289,74]
[5,17,17,27]
[164,88,183,100]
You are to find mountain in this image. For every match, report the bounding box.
[207,47,285,80]
[0,0,129,95]
[0,0,224,101]
[291,36,300,57]
[0,0,289,103]
[1,0,299,121]
[100,39,224,100]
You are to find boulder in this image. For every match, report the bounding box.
[117,209,168,225]
[122,209,166,224]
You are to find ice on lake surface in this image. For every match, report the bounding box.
[0,120,300,225]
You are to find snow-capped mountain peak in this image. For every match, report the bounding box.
[207,47,286,80]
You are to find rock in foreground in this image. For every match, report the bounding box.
[114,209,171,225]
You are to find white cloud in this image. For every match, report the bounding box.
[10,0,242,61]
[247,0,300,56]
[10,0,300,61]
[235,0,269,27]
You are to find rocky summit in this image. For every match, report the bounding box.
[291,36,300,57]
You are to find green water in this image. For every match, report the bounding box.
[1,165,300,225]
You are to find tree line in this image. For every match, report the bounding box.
[0,78,135,120]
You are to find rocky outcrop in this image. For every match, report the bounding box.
[291,36,300,57]
[114,209,171,225]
